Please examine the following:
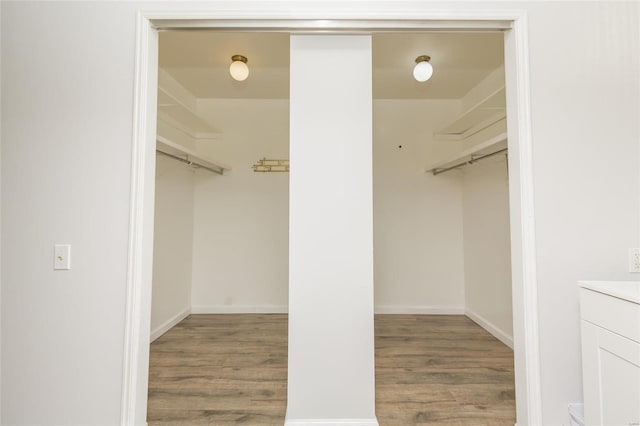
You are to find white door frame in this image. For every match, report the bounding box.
[123,5,541,426]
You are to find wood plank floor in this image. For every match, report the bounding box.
[148,314,515,425]
[148,314,287,425]
[375,315,515,425]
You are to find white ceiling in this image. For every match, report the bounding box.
[159,31,504,100]
[372,32,504,99]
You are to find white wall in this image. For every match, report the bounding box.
[190,99,289,313]
[190,98,465,316]
[287,35,376,423]
[462,157,513,347]
[373,97,513,342]
[1,2,638,426]
[373,99,465,313]
[150,155,194,340]
[526,2,640,422]
[1,2,135,423]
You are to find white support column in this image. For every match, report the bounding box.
[287,35,377,426]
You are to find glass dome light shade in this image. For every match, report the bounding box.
[413,56,433,82]
[230,55,249,81]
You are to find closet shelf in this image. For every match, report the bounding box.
[157,69,220,141]
[434,86,506,141]
[156,136,231,175]
[426,132,507,176]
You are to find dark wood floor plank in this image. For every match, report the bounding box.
[147,314,515,425]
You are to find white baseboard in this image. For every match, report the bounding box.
[285,419,379,426]
[150,307,190,342]
[374,305,465,315]
[192,305,463,315]
[191,304,288,314]
[465,308,514,349]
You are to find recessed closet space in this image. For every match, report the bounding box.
[146,28,516,425]
[372,32,515,423]
[148,31,290,424]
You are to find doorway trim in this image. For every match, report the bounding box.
[124,5,541,425]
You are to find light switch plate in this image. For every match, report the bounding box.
[54,244,71,270]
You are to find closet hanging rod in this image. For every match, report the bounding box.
[156,135,230,175]
[156,149,224,175]
[431,148,508,176]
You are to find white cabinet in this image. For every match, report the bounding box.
[579,281,640,426]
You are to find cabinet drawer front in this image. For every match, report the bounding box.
[580,288,640,343]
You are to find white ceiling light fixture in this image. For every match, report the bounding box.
[413,55,433,82]
[229,55,249,81]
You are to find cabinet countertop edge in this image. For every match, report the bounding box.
[579,280,640,305]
